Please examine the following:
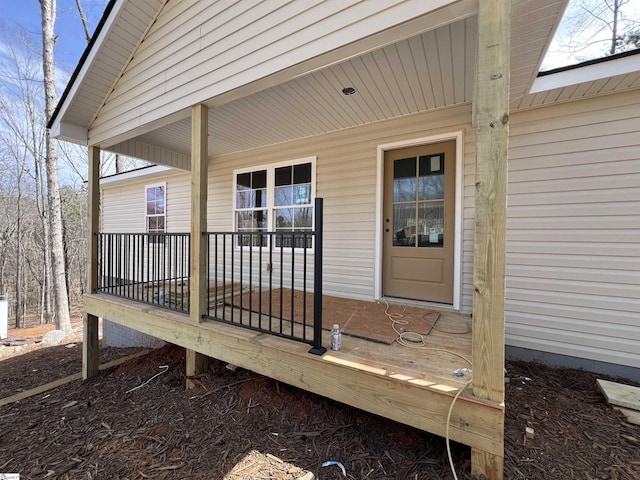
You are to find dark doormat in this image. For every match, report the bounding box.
[231,288,439,345]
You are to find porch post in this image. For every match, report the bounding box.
[187,103,209,388]
[83,145,100,380]
[472,0,510,478]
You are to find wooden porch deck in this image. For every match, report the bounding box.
[84,292,503,457]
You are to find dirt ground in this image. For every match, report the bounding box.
[0,324,639,479]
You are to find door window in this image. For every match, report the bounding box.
[392,154,445,248]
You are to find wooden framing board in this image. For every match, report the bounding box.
[471,0,510,477]
[597,379,640,411]
[84,293,504,456]
[615,407,640,426]
[0,349,151,407]
[190,103,208,324]
[187,103,210,388]
[84,145,101,380]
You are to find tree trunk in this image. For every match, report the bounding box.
[40,0,72,332]
[610,0,620,55]
[115,154,124,173]
[74,0,91,42]
[35,138,53,324]
[14,158,23,329]
[32,100,51,325]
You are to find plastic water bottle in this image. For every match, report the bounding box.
[331,324,342,351]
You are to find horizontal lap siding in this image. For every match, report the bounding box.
[102,173,191,233]
[507,89,640,368]
[209,105,475,303]
[102,187,144,233]
[89,0,458,145]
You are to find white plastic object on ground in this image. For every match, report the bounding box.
[321,460,346,477]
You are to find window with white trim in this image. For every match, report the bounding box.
[145,183,166,243]
[234,158,315,248]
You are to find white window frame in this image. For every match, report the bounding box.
[145,182,166,242]
[233,156,317,251]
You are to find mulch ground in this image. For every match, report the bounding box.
[0,339,639,479]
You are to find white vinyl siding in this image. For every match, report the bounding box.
[108,140,190,170]
[101,185,145,233]
[208,104,476,303]
[103,103,475,303]
[88,0,465,146]
[507,89,640,369]
[101,173,190,234]
[99,88,640,371]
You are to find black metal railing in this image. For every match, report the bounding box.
[94,200,325,354]
[204,198,325,354]
[96,232,190,313]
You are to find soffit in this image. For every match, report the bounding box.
[94,0,638,163]
[133,16,478,158]
[132,0,568,159]
[54,0,166,129]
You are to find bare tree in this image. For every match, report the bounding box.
[555,0,640,59]
[0,30,51,326]
[40,0,72,333]
[74,0,92,42]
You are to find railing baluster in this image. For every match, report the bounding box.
[94,204,324,351]
[182,234,185,308]
[162,235,166,307]
[154,235,159,304]
[269,233,273,333]
[108,234,113,291]
[116,234,121,297]
[222,234,227,322]
[309,198,325,354]
[187,232,191,314]
[303,232,308,340]
[130,234,135,299]
[96,234,100,292]
[126,234,130,299]
[239,233,243,326]
[279,233,284,335]
[139,234,144,302]
[214,234,219,319]
[249,233,253,325]
[290,232,295,338]
[94,233,189,313]
[206,233,210,317]
[258,233,263,331]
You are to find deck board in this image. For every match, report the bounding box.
[84,293,502,456]
[597,379,640,411]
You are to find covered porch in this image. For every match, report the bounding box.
[75,1,521,477]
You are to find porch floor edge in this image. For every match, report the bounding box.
[84,293,503,456]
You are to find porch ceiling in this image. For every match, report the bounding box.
[57,0,640,165]
[134,15,479,159]
[112,0,572,163]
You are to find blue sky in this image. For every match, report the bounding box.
[0,0,108,78]
[0,0,110,184]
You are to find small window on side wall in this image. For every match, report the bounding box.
[146,183,166,243]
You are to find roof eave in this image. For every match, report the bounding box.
[47,0,119,133]
[531,49,640,93]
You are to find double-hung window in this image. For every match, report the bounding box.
[145,183,166,243]
[234,157,315,249]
